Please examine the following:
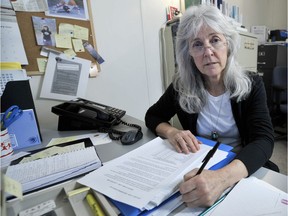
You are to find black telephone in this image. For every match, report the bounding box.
[51,98,143,145]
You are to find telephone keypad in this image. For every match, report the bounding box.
[107,107,126,119]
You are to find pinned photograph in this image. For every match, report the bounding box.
[46,0,89,20]
[32,16,57,46]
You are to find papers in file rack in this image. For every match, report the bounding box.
[78,137,228,210]
[5,146,101,194]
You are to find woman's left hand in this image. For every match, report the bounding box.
[179,169,227,208]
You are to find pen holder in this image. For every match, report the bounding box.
[1,128,13,158]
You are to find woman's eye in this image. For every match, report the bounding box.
[192,41,203,48]
[211,37,221,44]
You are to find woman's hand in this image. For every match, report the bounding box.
[155,122,201,154]
[179,169,227,207]
[167,128,201,154]
[179,160,248,208]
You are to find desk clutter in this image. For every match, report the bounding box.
[3,135,288,215]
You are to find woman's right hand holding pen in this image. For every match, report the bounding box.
[179,169,227,208]
[179,159,249,208]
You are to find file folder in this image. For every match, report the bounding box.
[1,80,42,144]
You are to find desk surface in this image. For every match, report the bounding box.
[6,115,287,215]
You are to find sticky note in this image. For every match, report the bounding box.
[4,174,23,199]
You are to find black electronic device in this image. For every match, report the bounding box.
[51,98,126,129]
[51,98,142,144]
[121,130,143,145]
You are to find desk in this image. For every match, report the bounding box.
[5,115,288,215]
[19,115,155,163]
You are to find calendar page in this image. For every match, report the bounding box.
[0,15,28,64]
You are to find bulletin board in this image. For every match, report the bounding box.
[15,0,99,76]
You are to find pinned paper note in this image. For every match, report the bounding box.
[55,34,72,49]
[73,25,89,40]
[37,58,48,73]
[59,23,74,37]
[72,39,85,52]
[4,174,23,199]
[64,49,77,58]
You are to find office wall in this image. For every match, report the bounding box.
[242,0,287,31]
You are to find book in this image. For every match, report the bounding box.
[78,137,232,212]
[5,138,102,196]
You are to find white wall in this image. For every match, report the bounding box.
[242,0,287,31]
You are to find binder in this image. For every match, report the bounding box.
[7,138,102,198]
[1,80,42,143]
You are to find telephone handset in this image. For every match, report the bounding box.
[52,98,126,127]
[51,98,143,145]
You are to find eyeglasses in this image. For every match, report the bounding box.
[190,39,227,57]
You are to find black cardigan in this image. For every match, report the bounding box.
[145,74,275,175]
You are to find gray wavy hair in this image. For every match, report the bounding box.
[173,4,252,113]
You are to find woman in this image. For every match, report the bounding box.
[41,25,52,46]
[145,4,277,208]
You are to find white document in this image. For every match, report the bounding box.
[209,176,288,216]
[40,52,91,101]
[47,132,111,147]
[78,137,228,210]
[0,15,28,64]
[10,0,48,11]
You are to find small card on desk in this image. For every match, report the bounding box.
[1,109,41,150]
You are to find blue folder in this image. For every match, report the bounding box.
[108,137,236,216]
[1,109,41,150]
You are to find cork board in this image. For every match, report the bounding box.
[15,0,99,76]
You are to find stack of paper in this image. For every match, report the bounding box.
[5,146,101,194]
[78,137,229,212]
[208,176,288,215]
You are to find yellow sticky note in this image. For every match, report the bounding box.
[0,62,21,69]
[36,58,48,73]
[64,49,77,58]
[59,23,74,37]
[73,25,89,40]
[72,39,85,52]
[55,34,72,49]
[4,174,23,200]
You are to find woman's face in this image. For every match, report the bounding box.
[189,26,228,81]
